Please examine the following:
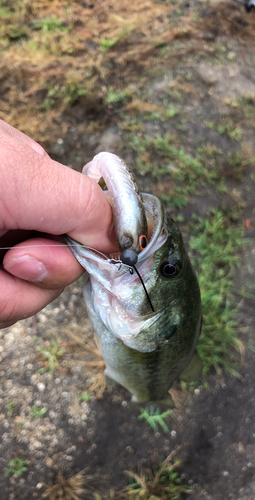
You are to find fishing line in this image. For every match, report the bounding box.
[131,265,155,313]
[0,243,126,267]
[0,243,115,260]
[0,243,154,311]
[0,244,78,250]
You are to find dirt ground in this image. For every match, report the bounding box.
[1,0,255,499]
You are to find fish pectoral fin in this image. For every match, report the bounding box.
[179,351,203,382]
[131,393,175,409]
[158,393,175,409]
[130,395,140,405]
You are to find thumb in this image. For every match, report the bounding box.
[0,132,117,253]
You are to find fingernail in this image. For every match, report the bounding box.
[4,255,48,282]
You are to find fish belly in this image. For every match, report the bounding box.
[86,300,152,401]
[84,283,197,404]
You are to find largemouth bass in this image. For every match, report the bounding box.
[66,152,202,406]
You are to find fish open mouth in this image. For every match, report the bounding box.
[108,193,167,266]
[65,193,167,279]
[107,193,168,314]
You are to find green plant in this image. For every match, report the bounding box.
[105,87,130,105]
[80,392,90,402]
[6,402,16,416]
[36,18,69,33]
[138,406,171,433]
[234,95,255,119]
[0,6,9,18]
[166,105,179,118]
[205,120,243,141]
[64,82,87,104]
[7,26,28,40]
[121,129,219,208]
[189,209,248,375]
[36,338,65,376]
[43,78,87,110]
[5,458,28,477]
[125,456,189,500]
[31,405,47,418]
[100,37,118,52]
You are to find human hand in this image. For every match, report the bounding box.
[0,120,118,328]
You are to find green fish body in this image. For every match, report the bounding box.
[66,153,202,405]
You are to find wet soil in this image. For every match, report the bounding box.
[1,1,255,499]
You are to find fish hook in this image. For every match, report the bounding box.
[120,248,154,313]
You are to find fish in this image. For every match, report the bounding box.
[66,152,202,407]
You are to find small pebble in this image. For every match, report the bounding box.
[37,383,45,392]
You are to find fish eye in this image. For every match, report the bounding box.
[159,259,182,278]
[139,234,148,250]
